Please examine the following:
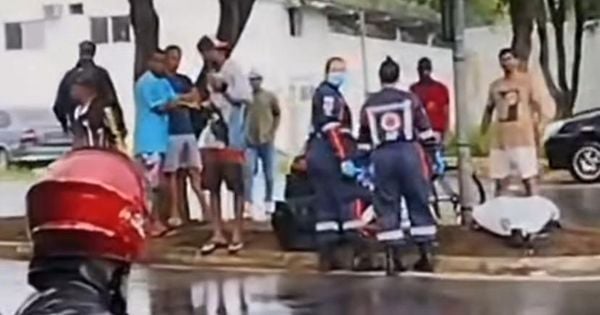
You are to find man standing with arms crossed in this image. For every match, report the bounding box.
[481,48,555,197]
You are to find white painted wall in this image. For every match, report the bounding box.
[0,0,454,155]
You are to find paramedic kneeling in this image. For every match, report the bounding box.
[357,57,437,274]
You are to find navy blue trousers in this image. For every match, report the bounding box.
[306,138,370,246]
[371,142,436,246]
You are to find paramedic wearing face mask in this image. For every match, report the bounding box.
[306,57,361,271]
[357,57,437,274]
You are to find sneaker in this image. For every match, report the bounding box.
[384,247,406,276]
[264,201,275,215]
[243,202,253,219]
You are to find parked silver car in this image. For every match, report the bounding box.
[0,108,72,170]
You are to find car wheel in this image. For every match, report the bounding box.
[0,149,8,171]
[570,142,600,183]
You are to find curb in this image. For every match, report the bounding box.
[2,241,600,277]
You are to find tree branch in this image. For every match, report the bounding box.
[547,0,569,92]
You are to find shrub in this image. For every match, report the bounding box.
[445,127,491,157]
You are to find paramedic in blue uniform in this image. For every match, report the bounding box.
[357,57,437,273]
[306,57,363,271]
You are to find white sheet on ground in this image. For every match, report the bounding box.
[473,196,561,237]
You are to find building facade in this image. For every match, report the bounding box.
[0,0,455,154]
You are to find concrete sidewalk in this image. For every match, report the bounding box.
[3,218,600,277]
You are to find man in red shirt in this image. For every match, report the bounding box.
[410,58,450,142]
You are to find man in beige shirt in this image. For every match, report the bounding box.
[481,48,555,197]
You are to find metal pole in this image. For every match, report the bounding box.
[359,10,369,95]
[453,0,476,223]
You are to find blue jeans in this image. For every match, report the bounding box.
[245,142,275,203]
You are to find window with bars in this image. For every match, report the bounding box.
[90,15,130,44]
[4,21,45,50]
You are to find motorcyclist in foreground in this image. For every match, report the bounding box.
[15,148,150,315]
[354,57,438,274]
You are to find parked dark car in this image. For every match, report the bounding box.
[0,108,72,170]
[544,108,600,182]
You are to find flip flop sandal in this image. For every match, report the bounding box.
[168,217,184,228]
[228,242,245,255]
[201,241,227,255]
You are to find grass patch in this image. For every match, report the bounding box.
[0,167,39,181]
[445,127,491,158]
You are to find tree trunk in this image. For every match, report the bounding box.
[508,0,539,64]
[216,0,256,48]
[129,0,160,81]
[535,0,559,100]
[217,0,240,44]
[570,0,586,115]
[546,0,573,118]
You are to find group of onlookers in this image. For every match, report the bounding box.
[52,37,281,255]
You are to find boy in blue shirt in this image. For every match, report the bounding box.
[134,48,198,236]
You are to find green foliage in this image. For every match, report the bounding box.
[331,0,439,21]
[445,127,491,157]
[338,0,507,26]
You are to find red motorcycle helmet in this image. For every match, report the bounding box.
[26,148,150,263]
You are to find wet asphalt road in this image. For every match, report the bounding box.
[1,259,600,315]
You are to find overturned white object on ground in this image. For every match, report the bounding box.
[473,196,561,237]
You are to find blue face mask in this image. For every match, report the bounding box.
[327,71,347,87]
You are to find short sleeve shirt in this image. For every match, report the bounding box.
[166,74,194,135]
[134,71,178,155]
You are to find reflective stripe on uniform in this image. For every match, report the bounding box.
[322,122,341,131]
[315,221,340,232]
[342,220,366,231]
[357,143,372,151]
[410,225,437,237]
[376,229,405,241]
[419,129,436,140]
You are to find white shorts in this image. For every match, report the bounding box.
[489,147,538,180]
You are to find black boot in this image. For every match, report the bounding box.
[318,244,338,272]
[352,244,378,272]
[384,246,406,276]
[348,234,378,272]
[413,244,435,273]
